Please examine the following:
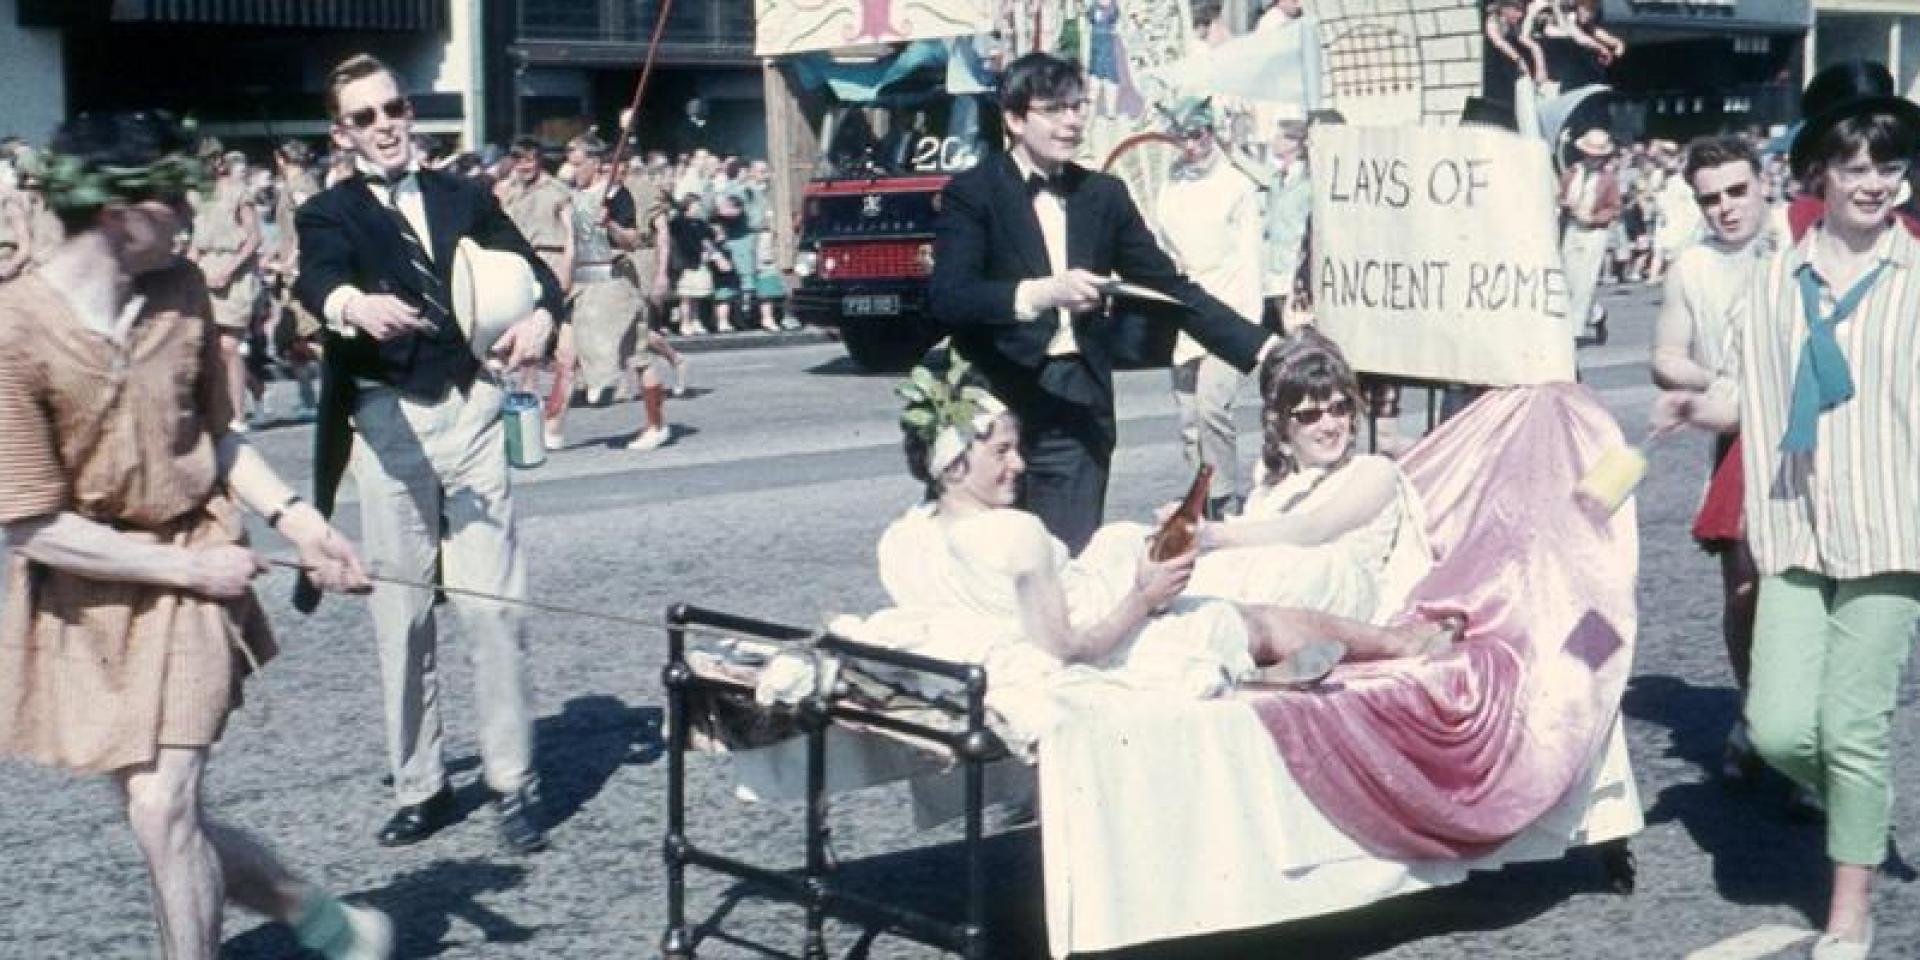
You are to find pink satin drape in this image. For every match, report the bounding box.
[1249,383,1638,860]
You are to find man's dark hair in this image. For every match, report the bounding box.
[510,136,543,159]
[999,53,1085,119]
[324,53,396,120]
[47,110,196,234]
[1682,135,1759,184]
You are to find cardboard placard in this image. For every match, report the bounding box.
[1309,125,1576,386]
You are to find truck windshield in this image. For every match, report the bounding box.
[819,94,996,179]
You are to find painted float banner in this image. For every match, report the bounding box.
[1309,125,1576,386]
[755,0,994,56]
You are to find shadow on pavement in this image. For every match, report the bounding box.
[1624,674,1827,924]
[222,860,534,959]
[678,828,1047,959]
[536,696,664,831]
[674,815,1627,958]
[1084,852,1618,960]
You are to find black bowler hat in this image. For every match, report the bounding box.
[1790,60,1920,176]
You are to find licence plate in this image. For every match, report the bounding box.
[843,294,901,317]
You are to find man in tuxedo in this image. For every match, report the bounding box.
[931,52,1273,552]
[294,54,564,855]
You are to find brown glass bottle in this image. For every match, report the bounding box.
[1148,464,1212,561]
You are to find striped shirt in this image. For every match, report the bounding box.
[1722,223,1920,578]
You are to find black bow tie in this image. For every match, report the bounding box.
[1026,171,1069,197]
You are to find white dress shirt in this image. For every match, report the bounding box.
[320,158,431,330]
[1009,152,1079,357]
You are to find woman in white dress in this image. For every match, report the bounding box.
[1187,332,1438,630]
[877,363,1450,692]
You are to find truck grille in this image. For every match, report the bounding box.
[819,241,933,281]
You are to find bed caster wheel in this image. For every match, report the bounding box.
[1599,838,1635,894]
[662,927,694,960]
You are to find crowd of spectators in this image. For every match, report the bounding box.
[0,130,797,432]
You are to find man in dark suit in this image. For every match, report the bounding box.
[931,52,1274,552]
[294,54,564,855]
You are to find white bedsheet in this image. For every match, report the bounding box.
[725,685,1640,958]
[1038,686,1641,958]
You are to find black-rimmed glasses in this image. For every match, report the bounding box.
[341,97,411,131]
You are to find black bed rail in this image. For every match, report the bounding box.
[661,603,998,960]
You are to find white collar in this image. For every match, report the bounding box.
[354,155,420,186]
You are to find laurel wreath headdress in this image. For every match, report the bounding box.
[896,360,1008,476]
[25,150,209,213]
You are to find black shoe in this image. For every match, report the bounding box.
[377,786,456,847]
[495,786,547,855]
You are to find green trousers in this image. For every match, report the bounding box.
[1745,569,1920,866]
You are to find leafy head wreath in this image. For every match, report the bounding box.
[24,149,209,214]
[896,359,1008,477]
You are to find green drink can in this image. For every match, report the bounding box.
[502,391,547,468]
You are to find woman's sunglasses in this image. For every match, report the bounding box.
[341,97,411,131]
[1287,398,1355,426]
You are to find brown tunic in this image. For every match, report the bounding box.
[500,175,573,279]
[0,267,275,774]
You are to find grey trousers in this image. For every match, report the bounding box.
[352,377,534,805]
[1172,355,1246,501]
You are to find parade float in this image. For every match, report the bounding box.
[656,3,1644,958]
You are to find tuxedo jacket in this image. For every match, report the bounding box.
[930,153,1267,446]
[291,169,563,607]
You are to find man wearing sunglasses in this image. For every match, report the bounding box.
[293,54,565,855]
[1649,134,1782,789]
[931,53,1272,553]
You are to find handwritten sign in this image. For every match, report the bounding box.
[1309,125,1576,386]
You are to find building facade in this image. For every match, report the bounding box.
[5,0,478,150]
[499,0,763,159]
[1806,0,1920,98]
[1599,0,1812,140]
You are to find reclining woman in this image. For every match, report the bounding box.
[876,363,1452,693]
[1186,332,1439,631]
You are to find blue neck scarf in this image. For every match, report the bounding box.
[1781,259,1888,453]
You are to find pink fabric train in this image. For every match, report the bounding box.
[1251,383,1638,860]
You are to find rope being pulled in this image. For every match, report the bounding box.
[265,557,773,644]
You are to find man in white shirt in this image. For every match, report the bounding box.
[1648,134,1780,785]
[1154,98,1266,516]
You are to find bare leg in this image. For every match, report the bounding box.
[1721,542,1758,690]
[646,330,690,395]
[116,747,313,957]
[1828,862,1874,941]
[220,332,249,427]
[1240,605,1455,665]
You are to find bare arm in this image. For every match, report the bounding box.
[1650,265,1715,390]
[1203,455,1398,551]
[5,512,207,591]
[1013,549,1194,664]
[1485,16,1529,75]
[556,196,576,295]
[1518,1,1551,79]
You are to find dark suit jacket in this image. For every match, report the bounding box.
[930,153,1267,448]
[291,168,563,610]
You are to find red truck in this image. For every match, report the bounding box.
[786,79,1002,371]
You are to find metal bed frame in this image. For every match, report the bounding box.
[660,603,1010,960]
